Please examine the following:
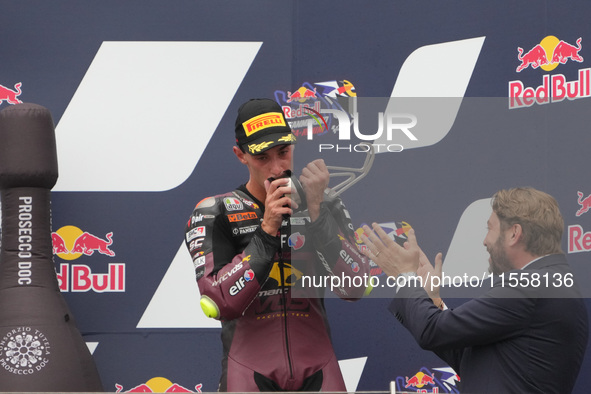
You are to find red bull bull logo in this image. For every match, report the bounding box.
[510,36,589,109]
[576,191,591,217]
[287,86,317,103]
[516,36,583,73]
[276,80,354,139]
[115,377,202,393]
[567,189,591,254]
[52,225,125,292]
[0,82,23,105]
[405,371,437,392]
[394,366,461,393]
[516,44,549,72]
[53,225,116,259]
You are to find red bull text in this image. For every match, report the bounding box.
[56,263,125,292]
[510,37,587,109]
[509,68,591,108]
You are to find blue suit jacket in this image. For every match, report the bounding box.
[390,254,588,393]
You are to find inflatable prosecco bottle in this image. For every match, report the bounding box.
[0,103,103,391]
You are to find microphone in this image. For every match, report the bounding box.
[268,170,307,215]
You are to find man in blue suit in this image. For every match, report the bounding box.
[362,187,588,393]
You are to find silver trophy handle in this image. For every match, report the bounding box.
[326,142,375,197]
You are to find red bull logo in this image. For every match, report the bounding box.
[568,224,591,254]
[510,36,589,109]
[516,44,549,72]
[0,82,23,105]
[115,377,202,393]
[576,191,591,217]
[287,86,317,103]
[52,225,125,292]
[516,36,583,73]
[395,366,460,393]
[275,80,356,141]
[405,371,437,391]
[53,225,115,259]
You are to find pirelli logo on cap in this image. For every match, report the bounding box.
[243,112,286,136]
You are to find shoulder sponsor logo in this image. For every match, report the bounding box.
[188,237,204,252]
[186,226,206,242]
[236,225,258,235]
[290,217,308,226]
[240,198,259,210]
[193,256,206,270]
[223,197,243,211]
[228,212,258,222]
[188,213,214,226]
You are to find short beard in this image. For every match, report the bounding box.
[488,236,513,275]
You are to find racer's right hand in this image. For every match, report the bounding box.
[260,178,297,236]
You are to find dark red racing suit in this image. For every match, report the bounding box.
[185,184,370,392]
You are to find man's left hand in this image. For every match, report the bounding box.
[360,223,420,277]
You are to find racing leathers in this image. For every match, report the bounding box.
[185,184,370,392]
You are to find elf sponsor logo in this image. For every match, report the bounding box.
[52,226,126,292]
[510,36,588,109]
[229,269,255,296]
[340,249,357,266]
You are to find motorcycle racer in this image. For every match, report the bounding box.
[185,98,370,392]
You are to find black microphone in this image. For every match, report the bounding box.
[267,170,307,216]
